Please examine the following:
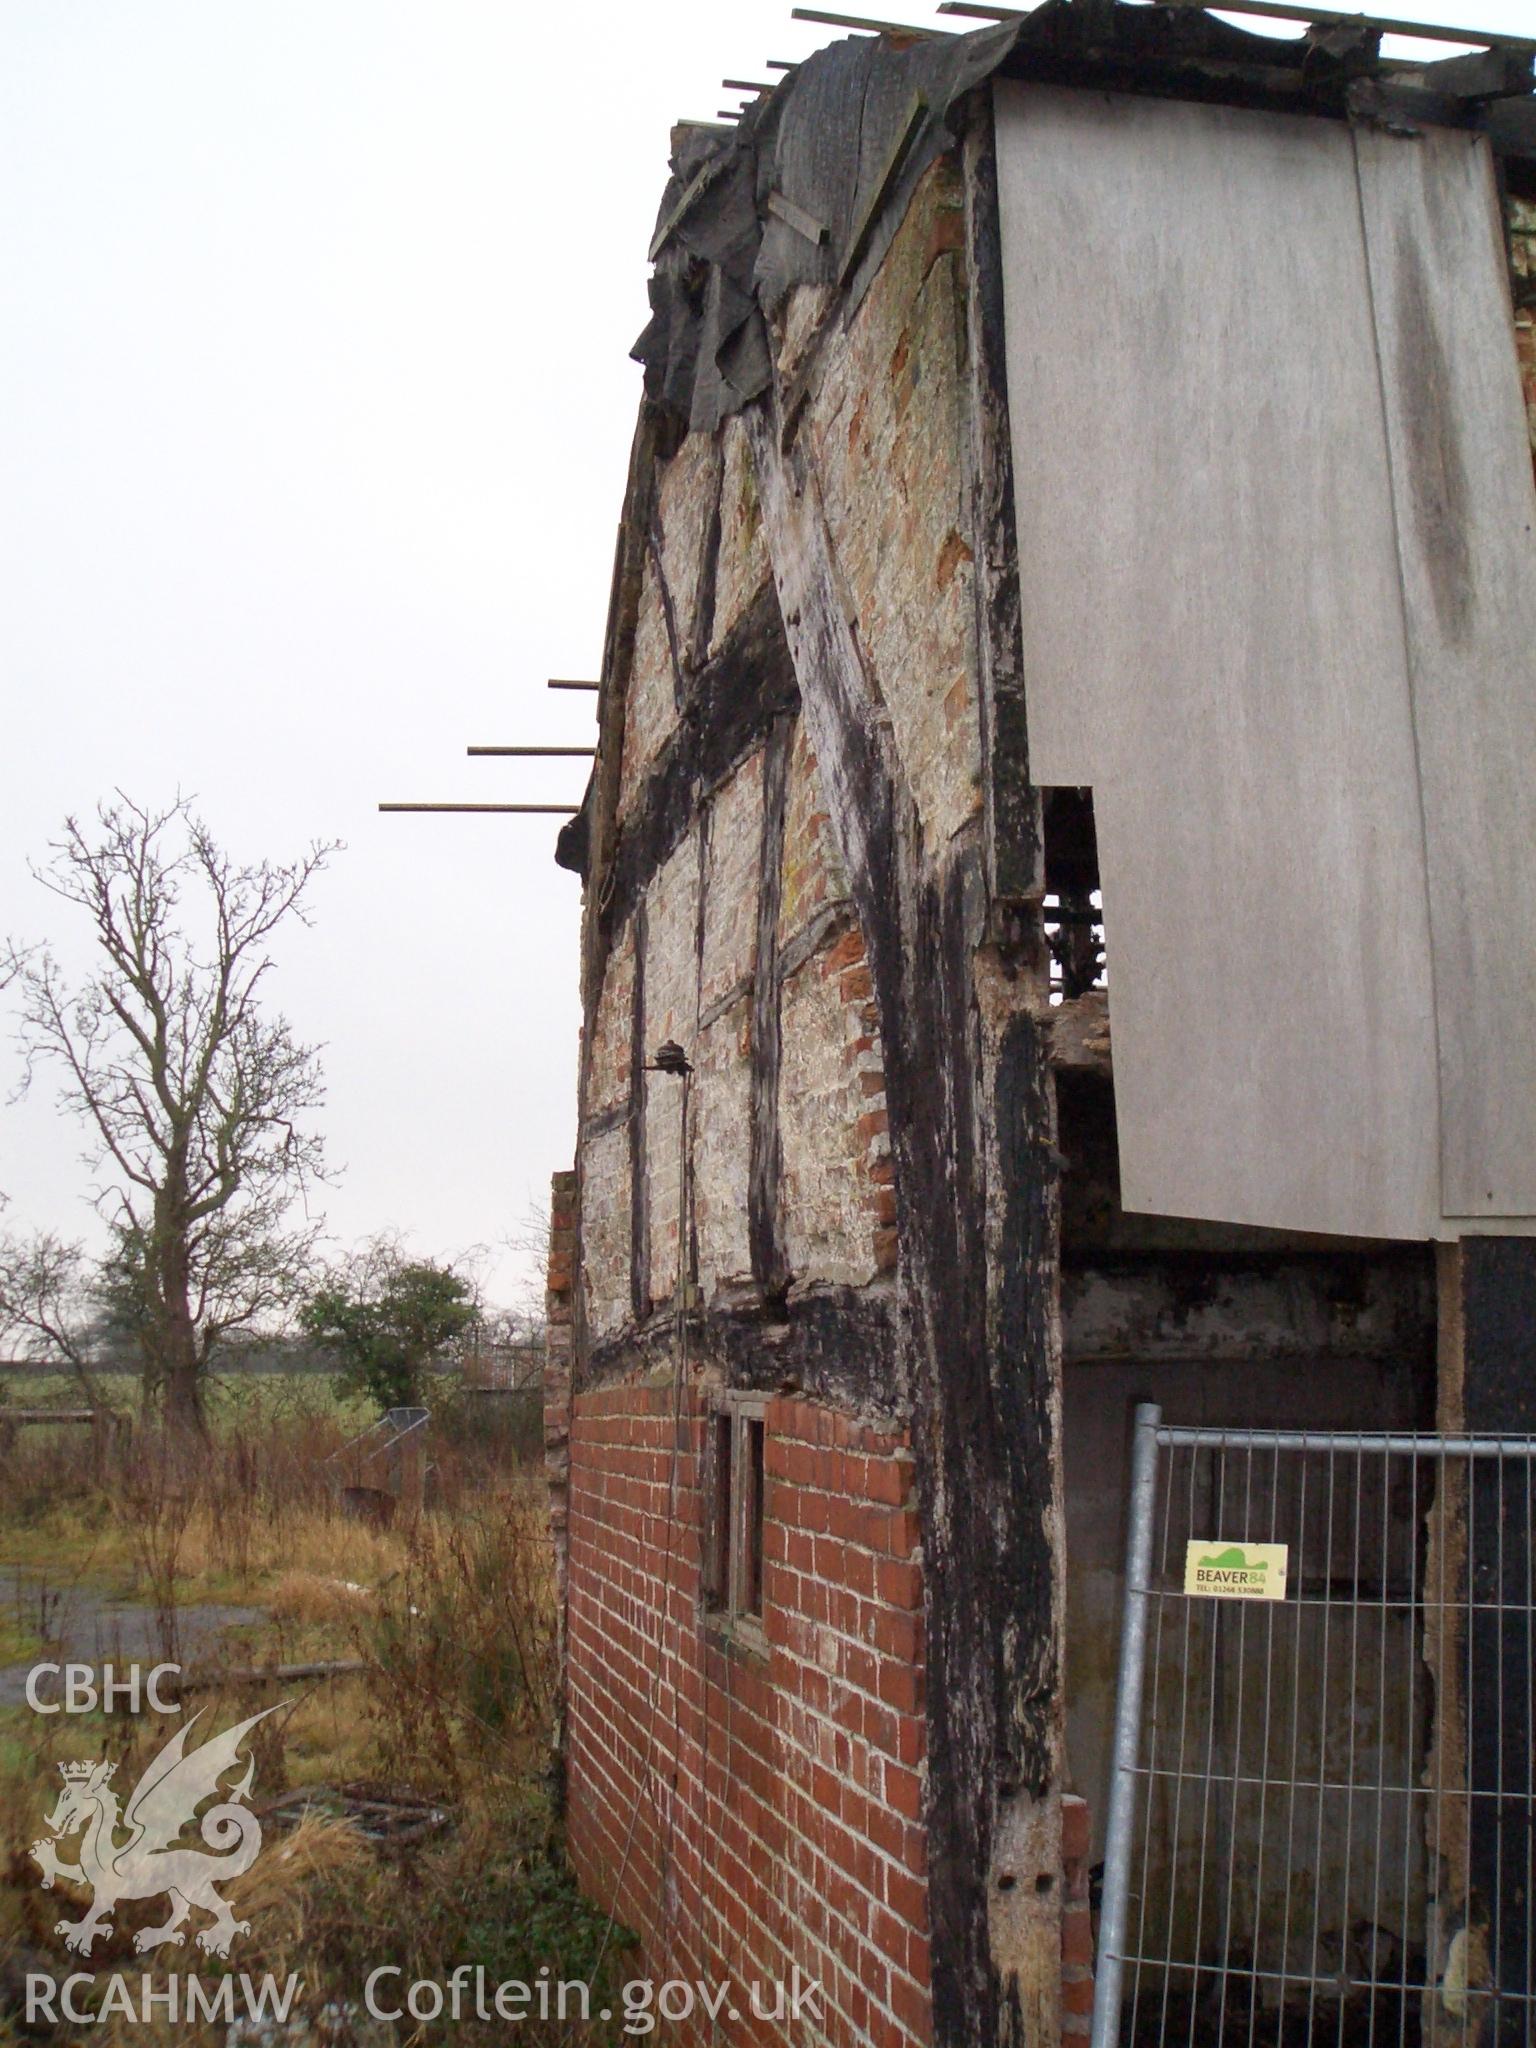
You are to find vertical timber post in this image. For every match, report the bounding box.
[1442,1240,1536,2044]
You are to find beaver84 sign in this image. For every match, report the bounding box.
[1184,1540,1289,1600]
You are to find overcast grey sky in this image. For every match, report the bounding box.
[1,0,1525,1307]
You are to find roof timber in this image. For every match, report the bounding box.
[939,0,1535,49]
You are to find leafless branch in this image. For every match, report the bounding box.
[3,796,342,1430]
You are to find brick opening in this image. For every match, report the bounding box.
[1043,786,1105,1005]
[704,1395,768,1624]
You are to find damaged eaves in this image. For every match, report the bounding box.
[631,0,1536,441]
[950,0,1533,53]
[552,0,1536,891]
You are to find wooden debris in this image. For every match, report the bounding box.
[1049,991,1112,1075]
[257,1781,452,1847]
[767,191,830,244]
[173,1659,368,1693]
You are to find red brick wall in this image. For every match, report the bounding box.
[1060,1794,1094,2041]
[565,1385,931,2045]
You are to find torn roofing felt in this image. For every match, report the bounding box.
[635,18,1022,433]
[631,0,1536,438]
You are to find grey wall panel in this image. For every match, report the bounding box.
[994,83,1441,1239]
[1355,127,1536,1218]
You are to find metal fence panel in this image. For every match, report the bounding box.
[1093,1405,1536,2048]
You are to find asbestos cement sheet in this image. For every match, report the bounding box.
[1354,126,1536,1218]
[994,83,1442,1239]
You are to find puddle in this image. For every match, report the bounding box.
[0,1571,263,1705]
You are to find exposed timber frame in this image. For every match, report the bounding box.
[961,89,1041,914]
[744,101,1066,2029]
[553,12,1536,2039]
[749,717,794,1301]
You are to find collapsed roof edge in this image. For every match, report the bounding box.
[631,0,1536,439]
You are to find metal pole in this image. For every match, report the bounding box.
[1158,1425,1536,1458]
[1092,1401,1163,2048]
[790,7,949,37]
[376,803,579,815]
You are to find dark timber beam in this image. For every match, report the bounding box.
[961,96,1041,909]
[1439,1237,1536,2043]
[749,719,794,1299]
[583,1288,904,1416]
[746,337,1063,2044]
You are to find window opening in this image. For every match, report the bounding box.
[742,1415,766,1618]
[705,1409,734,1608]
[705,1397,768,1626]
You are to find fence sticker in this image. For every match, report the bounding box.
[1184,1540,1288,1600]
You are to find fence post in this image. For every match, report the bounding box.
[1091,1401,1162,2048]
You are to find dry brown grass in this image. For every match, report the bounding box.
[0,1394,630,2046]
[265,1569,381,1632]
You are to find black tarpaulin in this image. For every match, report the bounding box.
[634,19,1024,433]
[626,0,1427,435]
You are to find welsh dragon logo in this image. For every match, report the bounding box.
[30,1704,283,1959]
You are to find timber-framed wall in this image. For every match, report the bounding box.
[544,14,1536,2043]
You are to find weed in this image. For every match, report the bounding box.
[0,1382,629,2045]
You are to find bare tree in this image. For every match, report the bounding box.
[0,1231,105,1405]
[5,796,339,1434]
[502,1201,551,1329]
